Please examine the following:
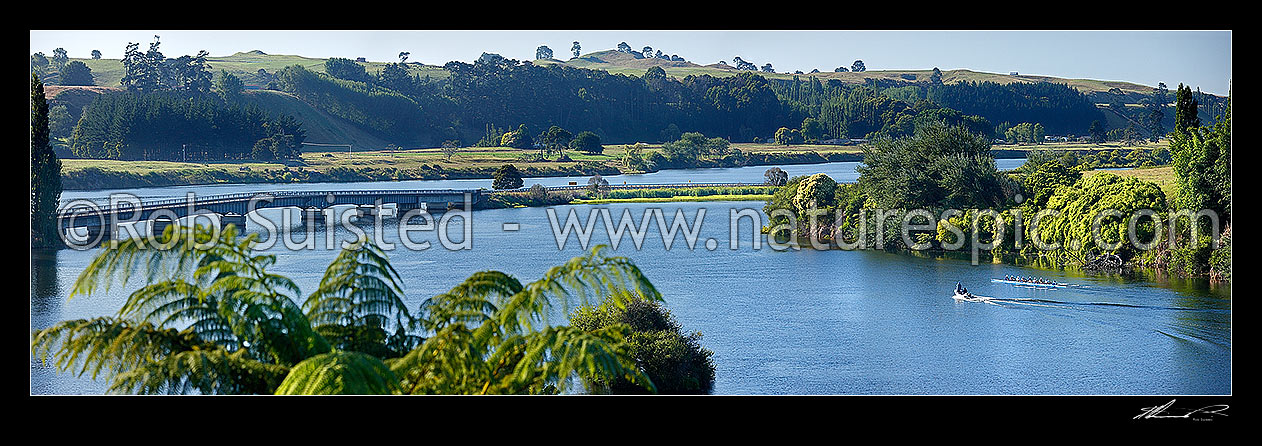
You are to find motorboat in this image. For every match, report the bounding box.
[952,291,987,302]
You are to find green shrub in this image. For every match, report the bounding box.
[570,299,715,394]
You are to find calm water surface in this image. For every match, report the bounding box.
[33,160,1231,395]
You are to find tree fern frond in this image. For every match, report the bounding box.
[274,350,401,395]
[113,348,289,395]
[304,242,413,336]
[33,318,210,387]
[497,245,663,334]
[390,324,490,395]
[503,325,655,395]
[70,223,245,300]
[417,271,520,333]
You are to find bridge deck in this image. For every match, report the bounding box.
[57,189,483,228]
[56,183,779,228]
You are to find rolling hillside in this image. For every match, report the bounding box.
[236,89,393,150]
[534,49,1166,98]
[66,48,1167,99]
[63,50,449,89]
[44,85,393,152]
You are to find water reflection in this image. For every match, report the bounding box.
[30,248,62,395]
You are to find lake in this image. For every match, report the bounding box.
[32,159,1231,395]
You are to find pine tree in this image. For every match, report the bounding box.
[1173,83,1201,136]
[30,74,63,246]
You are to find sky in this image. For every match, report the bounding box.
[29,30,1232,95]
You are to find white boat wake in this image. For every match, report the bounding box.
[951,293,1002,306]
[951,293,1067,308]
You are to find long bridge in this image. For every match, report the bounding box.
[57,189,483,239]
[55,182,769,246]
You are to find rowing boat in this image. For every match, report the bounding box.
[991,278,1065,288]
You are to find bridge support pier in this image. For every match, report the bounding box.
[221,213,246,230]
[302,207,327,224]
[396,202,428,215]
[150,217,175,236]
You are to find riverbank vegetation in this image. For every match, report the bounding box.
[486,185,776,208]
[571,299,715,394]
[762,95,1230,282]
[31,224,714,394]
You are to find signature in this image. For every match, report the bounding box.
[1134,399,1229,420]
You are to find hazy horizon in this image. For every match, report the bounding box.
[29,30,1232,95]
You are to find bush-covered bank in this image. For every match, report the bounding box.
[764,170,1227,282]
[761,105,1230,282]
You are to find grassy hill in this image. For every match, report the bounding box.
[63,48,1165,98]
[534,50,1164,98]
[56,46,1219,107]
[65,50,449,89]
[236,89,392,149]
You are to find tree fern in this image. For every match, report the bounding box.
[388,245,663,395]
[35,224,326,394]
[37,228,668,395]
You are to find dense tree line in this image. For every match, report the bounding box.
[120,36,213,94]
[268,54,1134,148]
[70,91,305,161]
[276,57,791,146]
[276,64,428,143]
[55,38,310,162]
[437,59,787,144]
[922,80,1104,136]
[772,76,992,140]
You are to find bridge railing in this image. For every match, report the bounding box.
[57,183,776,216]
[57,189,485,216]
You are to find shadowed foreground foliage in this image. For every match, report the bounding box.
[32,224,674,395]
[571,299,715,394]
